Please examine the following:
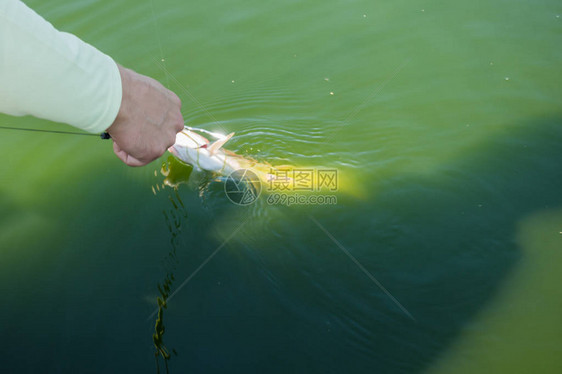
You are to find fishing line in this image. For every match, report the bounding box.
[0,125,220,141]
[0,125,110,139]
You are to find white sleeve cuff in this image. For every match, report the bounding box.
[0,0,123,133]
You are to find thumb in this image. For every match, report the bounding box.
[113,142,147,167]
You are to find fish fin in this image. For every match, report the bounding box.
[208,132,234,155]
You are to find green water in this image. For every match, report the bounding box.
[1,0,561,373]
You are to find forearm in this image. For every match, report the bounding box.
[0,0,121,133]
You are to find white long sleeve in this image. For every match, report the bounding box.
[0,0,122,133]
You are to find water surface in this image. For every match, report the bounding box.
[1,0,561,373]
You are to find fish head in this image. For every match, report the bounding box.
[168,129,209,163]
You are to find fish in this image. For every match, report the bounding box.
[167,126,279,184]
[167,126,365,199]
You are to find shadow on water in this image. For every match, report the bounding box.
[300,115,562,373]
[146,115,562,374]
[405,115,562,371]
[1,116,561,374]
[190,115,562,374]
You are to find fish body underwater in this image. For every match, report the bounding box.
[167,126,365,199]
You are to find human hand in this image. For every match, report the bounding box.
[106,64,184,167]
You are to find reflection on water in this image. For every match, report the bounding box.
[160,155,194,189]
[151,159,190,373]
